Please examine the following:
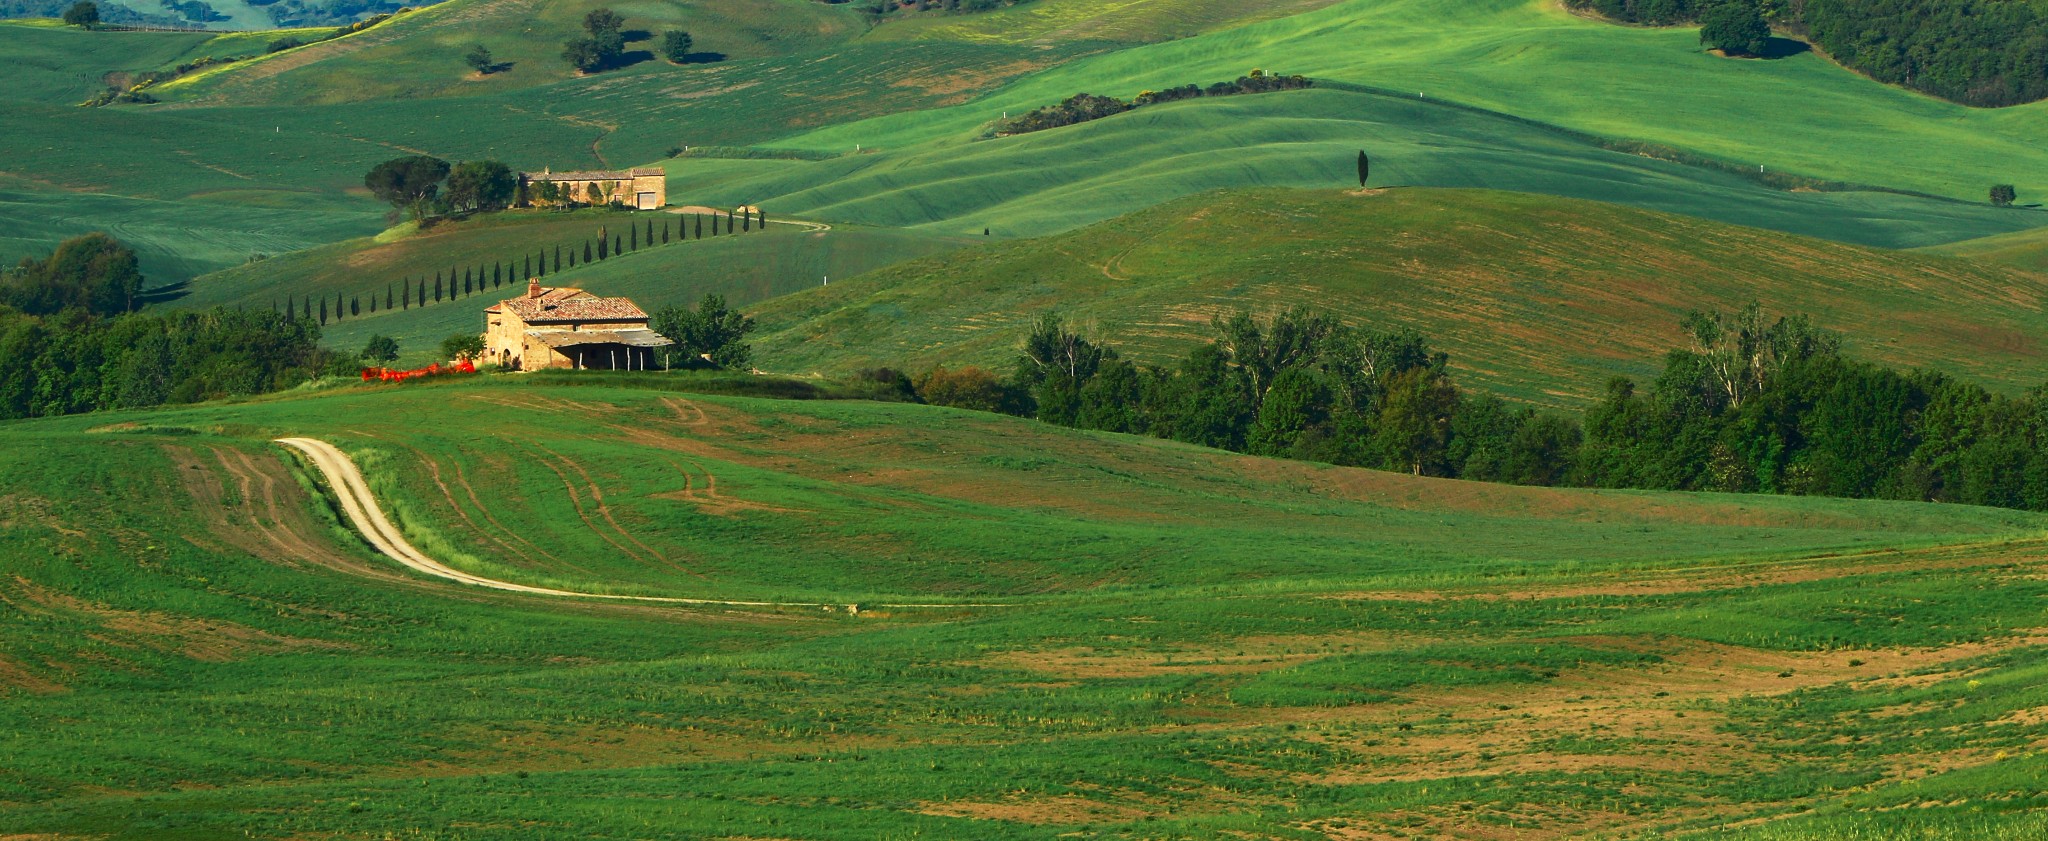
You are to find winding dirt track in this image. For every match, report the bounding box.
[274,437,994,610]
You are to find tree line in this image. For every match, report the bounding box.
[889,305,2048,513]
[991,70,1314,137]
[1564,0,2048,107]
[281,209,766,328]
[0,235,343,419]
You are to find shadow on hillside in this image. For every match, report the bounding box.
[678,52,726,64]
[1756,37,1811,60]
[622,29,652,43]
[611,50,656,70]
[138,281,188,306]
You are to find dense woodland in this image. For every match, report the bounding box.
[1565,0,2048,106]
[0,235,344,419]
[909,306,2048,513]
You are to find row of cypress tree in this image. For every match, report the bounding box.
[272,210,768,325]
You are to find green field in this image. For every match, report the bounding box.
[1,377,2044,837]
[746,187,2048,406]
[665,85,2047,247]
[774,0,2048,204]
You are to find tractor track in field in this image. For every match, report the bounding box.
[274,437,1006,610]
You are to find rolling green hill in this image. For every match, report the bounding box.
[1921,225,2048,275]
[1,377,2044,837]
[664,84,2047,248]
[178,208,973,360]
[747,187,2048,406]
[773,0,2048,205]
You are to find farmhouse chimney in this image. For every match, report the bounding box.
[527,278,542,299]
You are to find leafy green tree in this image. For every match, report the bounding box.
[0,232,142,316]
[364,156,451,220]
[563,9,626,72]
[362,334,399,363]
[1246,366,1333,457]
[663,30,693,63]
[1700,2,1771,57]
[445,160,517,212]
[651,294,756,369]
[1991,184,2018,206]
[464,44,496,74]
[61,1,98,27]
[440,332,484,362]
[1373,366,1459,475]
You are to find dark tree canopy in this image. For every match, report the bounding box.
[1700,2,1771,57]
[464,44,495,74]
[1357,150,1369,187]
[61,0,97,26]
[1991,184,2018,206]
[651,294,755,369]
[1,232,142,316]
[363,156,451,217]
[662,30,693,63]
[445,160,517,212]
[362,334,399,363]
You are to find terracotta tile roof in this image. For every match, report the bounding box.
[520,168,663,182]
[485,287,588,314]
[501,294,649,324]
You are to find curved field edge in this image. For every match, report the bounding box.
[745,187,2048,407]
[766,0,2048,205]
[0,380,2045,838]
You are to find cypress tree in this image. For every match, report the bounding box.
[464,275,471,296]
[630,223,638,250]
[286,297,295,320]
[402,278,411,309]
[1357,150,1369,188]
[525,254,533,279]
[758,208,767,229]
[663,219,671,243]
[597,235,607,260]
[336,292,345,320]
[319,297,328,325]
[569,250,578,268]
[695,214,702,239]
[614,234,621,255]
[553,245,561,273]
[435,275,443,302]
[584,240,593,263]
[463,268,472,296]
[418,278,426,306]
[645,217,653,245]
[386,283,393,310]
[493,262,502,288]
[351,296,360,316]
[742,210,750,233]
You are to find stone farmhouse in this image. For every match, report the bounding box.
[519,168,667,210]
[484,279,673,371]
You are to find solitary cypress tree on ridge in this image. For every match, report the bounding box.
[1357,150,1369,188]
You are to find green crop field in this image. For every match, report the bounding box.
[774,0,2048,205]
[746,187,2048,406]
[1,376,2044,838]
[10,0,2048,833]
[667,85,2048,247]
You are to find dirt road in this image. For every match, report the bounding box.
[274,437,988,610]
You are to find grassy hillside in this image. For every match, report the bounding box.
[747,188,2048,406]
[180,210,973,359]
[157,0,866,105]
[861,0,1348,44]
[0,378,2044,837]
[1921,226,2048,275]
[775,0,2048,205]
[669,85,2046,248]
